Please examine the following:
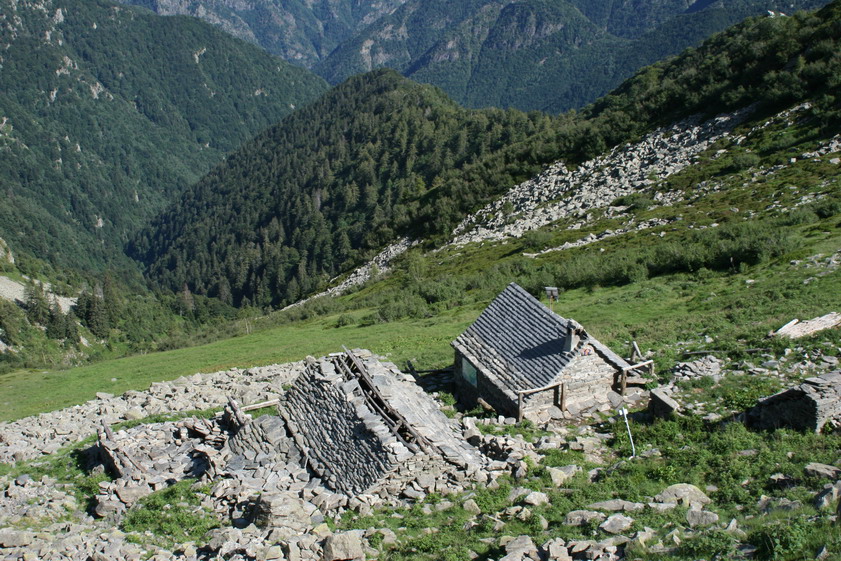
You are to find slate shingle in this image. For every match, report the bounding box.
[453,282,578,392]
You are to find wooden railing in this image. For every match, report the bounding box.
[517,381,564,422]
[619,360,654,395]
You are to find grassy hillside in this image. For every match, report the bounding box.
[0,0,328,272]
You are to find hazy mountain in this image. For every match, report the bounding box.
[118,0,409,67]
[314,0,831,112]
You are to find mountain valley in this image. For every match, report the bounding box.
[1,1,841,559]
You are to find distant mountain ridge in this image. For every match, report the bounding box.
[120,0,409,67]
[317,0,832,112]
[116,0,831,112]
[0,0,328,270]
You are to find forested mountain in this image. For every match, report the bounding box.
[132,1,841,310]
[314,0,831,112]
[0,0,328,271]
[129,70,558,307]
[118,0,409,68]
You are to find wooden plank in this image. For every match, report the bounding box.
[241,399,280,412]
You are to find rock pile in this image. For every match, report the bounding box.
[0,350,509,560]
[284,237,416,308]
[451,110,749,246]
[671,355,724,383]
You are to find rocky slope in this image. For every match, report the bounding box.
[1,350,840,560]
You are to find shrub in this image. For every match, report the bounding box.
[121,480,219,545]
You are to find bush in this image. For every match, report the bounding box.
[679,529,738,559]
[121,480,219,545]
[612,193,655,212]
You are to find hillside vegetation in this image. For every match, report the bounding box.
[133,1,841,310]
[0,0,327,271]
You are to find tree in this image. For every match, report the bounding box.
[46,299,67,340]
[23,281,50,326]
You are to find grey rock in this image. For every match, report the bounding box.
[523,491,549,506]
[686,509,719,527]
[547,465,579,486]
[655,483,711,509]
[586,499,645,512]
[564,510,606,526]
[648,388,681,418]
[542,538,572,561]
[323,531,364,561]
[0,528,35,547]
[599,513,634,534]
[463,498,482,515]
[805,462,841,480]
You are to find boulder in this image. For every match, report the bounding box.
[586,499,645,512]
[805,462,841,480]
[0,529,35,548]
[563,510,606,526]
[523,491,549,506]
[599,513,634,534]
[547,465,580,486]
[323,531,364,561]
[648,389,680,418]
[501,535,539,561]
[686,509,719,528]
[252,493,322,531]
[655,483,711,509]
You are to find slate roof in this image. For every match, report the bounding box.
[452,282,628,393]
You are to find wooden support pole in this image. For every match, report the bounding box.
[517,392,524,422]
[241,399,281,412]
[620,368,628,396]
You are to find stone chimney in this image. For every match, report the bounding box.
[563,320,581,353]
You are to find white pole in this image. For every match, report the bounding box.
[620,407,636,459]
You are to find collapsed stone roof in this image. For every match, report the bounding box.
[453,282,630,393]
[279,349,485,496]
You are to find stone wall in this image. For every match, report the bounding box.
[280,350,487,498]
[526,345,618,416]
[747,371,841,432]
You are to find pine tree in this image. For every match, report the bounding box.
[23,281,50,325]
[46,299,67,339]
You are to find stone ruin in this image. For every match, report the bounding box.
[747,370,841,433]
[92,349,489,528]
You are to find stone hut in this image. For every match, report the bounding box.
[747,371,841,432]
[278,349,484,497]
[452,282,633,419]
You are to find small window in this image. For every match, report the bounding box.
[460,357,478,387]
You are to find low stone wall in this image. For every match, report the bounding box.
[0,364,298,464]
[748,371,841,432]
